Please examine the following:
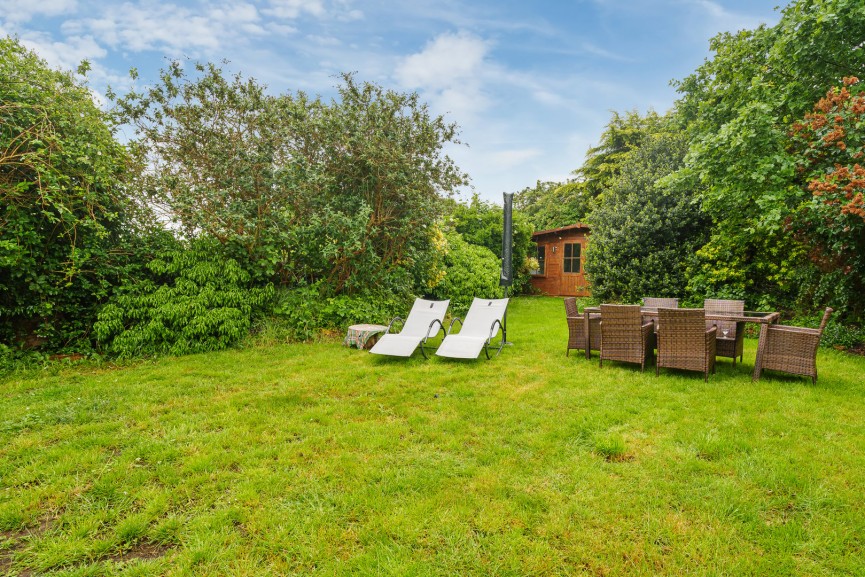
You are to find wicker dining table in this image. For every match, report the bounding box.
[581,306,780,376]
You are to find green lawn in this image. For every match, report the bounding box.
[2,297,864,576]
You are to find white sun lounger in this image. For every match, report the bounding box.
[369,298,449,358]
[436,298,509,359]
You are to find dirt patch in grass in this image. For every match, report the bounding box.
[845,343,865,356]
[1,530,28,577]
[112,540,174,563]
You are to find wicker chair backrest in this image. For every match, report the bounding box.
[600,304,643,339]
[704,299,744,335]
[564,297,578,317]
[643,297,679,309]
[658,308,707,348]
[817,307,834,335]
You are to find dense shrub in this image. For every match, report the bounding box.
[1,38,134,351]
[429,231,503,315]
[449,194,535,295]
[269,283,412,342]
[788,77,865,321]
[112,64,466,293]
[93,243,273,357]
[674,0,865,317]
[586,124,709,303]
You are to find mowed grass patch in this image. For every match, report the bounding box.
[1,297,864,576]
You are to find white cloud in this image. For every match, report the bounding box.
[396,30,489,91]
[395,31,492,119]
[263,0,325,19]
[489,148,543,165]
[18,31,106,72]
[64,1,265,55]
[686,0,776,35]
[306,34,341,47]
[0,0,77,23]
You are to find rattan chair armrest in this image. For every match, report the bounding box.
[767,325,820,336]
[640,322,653,338]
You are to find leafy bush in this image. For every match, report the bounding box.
[821,320,865,350]
[449,194,535,295]
[0,344,49,375]
[269,283,413,341]
[586,123,709,303]
[429,231,503,315]
[94,243,273,357]
[112,64,466,293]
[788,77,865,321]
[1,38,135,351]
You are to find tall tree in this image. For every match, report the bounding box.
[585,118,708,303]
[515,180,593,231]
[112,64,468,294]
[1,37,133,350]
[788,77,865,318]
[673,0,865,310]
[516,110,667,232]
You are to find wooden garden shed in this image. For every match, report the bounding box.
[529,223,591,297]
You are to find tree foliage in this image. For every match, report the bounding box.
[112,64,467,295]
[514,180,593,231]
[673,0,865,312]
[448,194,535,294]
[788,77,865,318]
[575,109,669,202]
[0,37,135,350]
[516,110,667,233]
[585,119,709,303]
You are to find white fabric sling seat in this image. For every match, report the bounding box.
[369,298,449,358]
[436,298,509,360]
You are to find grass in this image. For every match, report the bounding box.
[1,296,864,576]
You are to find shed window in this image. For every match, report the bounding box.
[531,245,545,275]
[564,243,581,273]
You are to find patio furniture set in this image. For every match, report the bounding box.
[566,297,833,383]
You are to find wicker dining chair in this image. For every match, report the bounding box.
[704,299,745,364]
[599,304,654,371]
[754,308,833,384]
[565,297,600,357]
[642,297,679,309]
[656,308,717,381]
[642,297,679,334]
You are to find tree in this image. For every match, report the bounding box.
[1,37,134,350]
[112,64,468,295]
[788,77,865,319]
[673,0,865,310]
[585,119,709,303]
[516,110,666,233]
[575,109,669,202]
[515,180,593,231]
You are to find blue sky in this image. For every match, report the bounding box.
[2,0,782,204]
